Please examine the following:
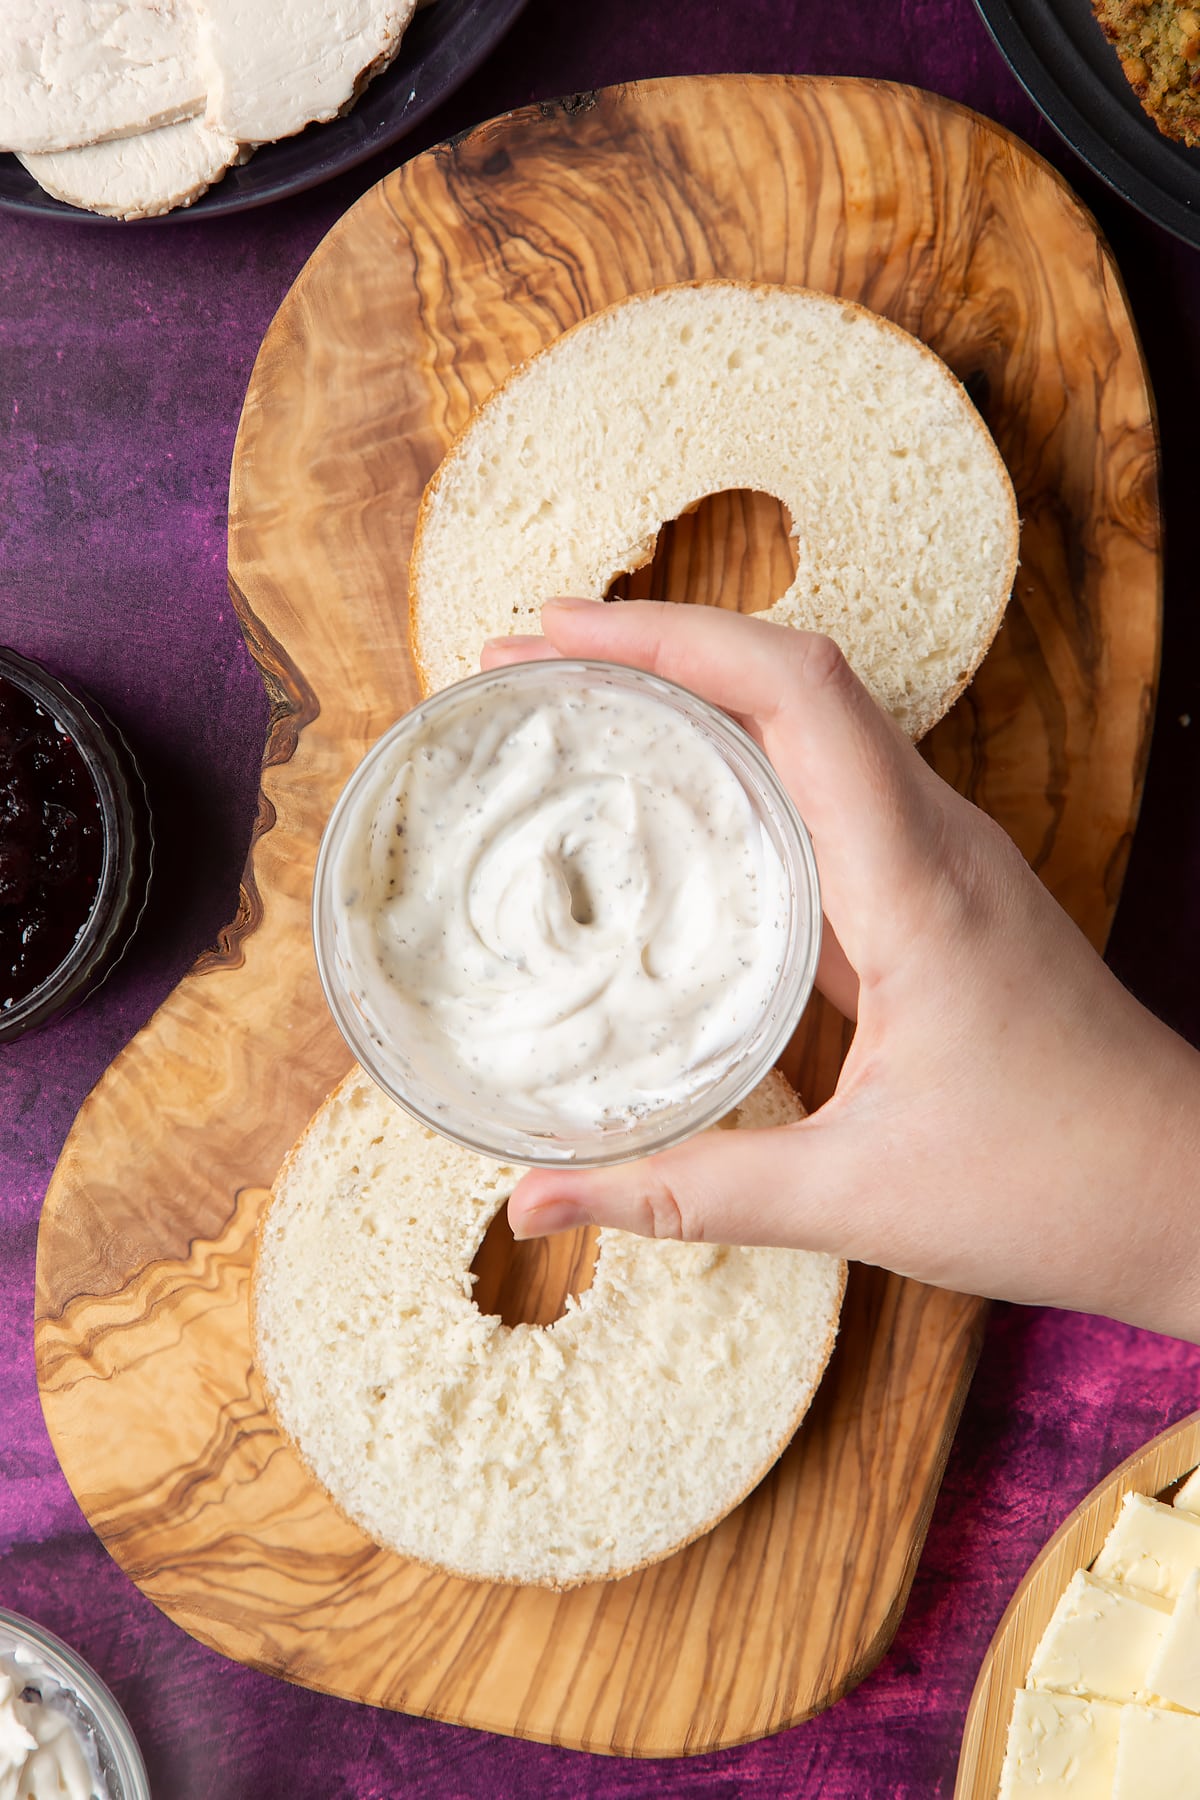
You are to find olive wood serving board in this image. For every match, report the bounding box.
[35,75,1160,1756]
[956,1413,1200,1798]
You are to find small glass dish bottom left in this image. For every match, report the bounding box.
[0,1608,150,1800]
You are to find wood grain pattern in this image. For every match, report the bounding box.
[469,1211,601,1330]
[956,1414,1200,1799]
[606,489,800,609]
[35,74,1159,1756]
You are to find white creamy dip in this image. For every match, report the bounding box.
[328,668,797,1141]
[0,1654,101,1800]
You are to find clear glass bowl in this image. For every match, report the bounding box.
[314,659,822,1166]
[0,1608,150,1800]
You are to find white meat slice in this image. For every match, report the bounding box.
[0,1,205,154]
[196,0,417,144]
[18,115,242,218]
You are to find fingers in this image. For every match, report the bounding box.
[492,598,892,759]
[507,1109,868,1254]
[480,635,560,668]
[816,919,860,1020]
[554,601,932,852]
[539,597,859,740]
[486,600,947,969]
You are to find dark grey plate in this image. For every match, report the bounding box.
[0,0,527,223]
[974,0,1200,248]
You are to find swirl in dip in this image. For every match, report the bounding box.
[317,660,819,1162]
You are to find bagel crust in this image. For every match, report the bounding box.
[253,1067,846,1589]
[409,281,1019,741]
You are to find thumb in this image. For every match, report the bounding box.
[507,1113,865,1253]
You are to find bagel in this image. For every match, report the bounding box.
[253,1066,845,1589]
[409,281,1019,740]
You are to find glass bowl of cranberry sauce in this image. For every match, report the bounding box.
[0,649,151,1042]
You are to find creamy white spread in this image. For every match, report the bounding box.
[330,674,793,1138]
[0,1654,101,1800]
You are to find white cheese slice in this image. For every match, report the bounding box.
[1146,1566,1200,1715]
[0,0,205,155]
[999,1689,1122,1796]
[1113,1702,1200,1796]
[1093,1492,1200,1601]
[19,116,241,219]
[1029,1567,1173,1705]
[196,0,417,144]
[1175,1466,1200,1518]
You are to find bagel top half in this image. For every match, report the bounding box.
[408,281,1019,741]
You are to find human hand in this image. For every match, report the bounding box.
[481,601,1200,1343]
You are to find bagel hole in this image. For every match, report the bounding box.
[469,1205,600,1329]
[604,489,797,613]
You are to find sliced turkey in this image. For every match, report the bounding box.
[196,0,416,144]
[0,0,205,154]
[19,115,242,218]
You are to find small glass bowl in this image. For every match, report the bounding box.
[0,1608,150,1800]
[314,659,822,1166]
[0,649,152,1042]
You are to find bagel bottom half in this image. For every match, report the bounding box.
[253,1067,846,1589]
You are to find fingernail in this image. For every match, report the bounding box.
[542,596,601,613]
[483,633,545,651]
[511,1198,589,1240]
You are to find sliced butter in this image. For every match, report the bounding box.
[1146,1565,1200,1715]
[999,1689,1121,1796]
[1176,1466,1200,1518]
[1093,1492,1200,1601]
[1113,1702,1200,1796]
[1029,1567,1173,1705]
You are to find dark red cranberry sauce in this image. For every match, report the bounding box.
[0,673,105,1010]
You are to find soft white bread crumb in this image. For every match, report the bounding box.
[254,1067,846,1589]
[409,282,1019,741]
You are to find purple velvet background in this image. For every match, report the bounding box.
[2,2,1199,1794]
